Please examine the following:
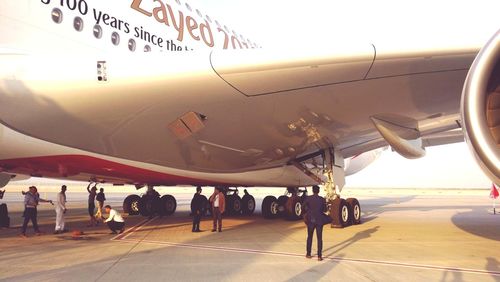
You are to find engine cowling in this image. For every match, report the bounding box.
[461,29,500,184]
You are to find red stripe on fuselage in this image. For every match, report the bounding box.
[0,155,221,186]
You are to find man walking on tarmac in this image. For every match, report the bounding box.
[209,186,225,232]
[191,186,204,232]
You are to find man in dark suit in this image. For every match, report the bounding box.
[303,185,327,261]
[191,186,203,232]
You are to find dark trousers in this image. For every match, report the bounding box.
[212,208,222,231]
[88,202,95,217]
[192,211,201,231]
[21,208,39,234]
[107,221,125,232]
[306,224,323,257]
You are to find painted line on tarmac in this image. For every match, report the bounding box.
[116,238,500,277]
[110,217,155,241]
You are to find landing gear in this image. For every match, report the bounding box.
[262,196,279,219]
[123,195,141,215]
[241,189,256,215]
[262,187,307,220]
[225,188,242,215]
[122,186,176,217]
[160,194,177,215]
[346,198,361,225]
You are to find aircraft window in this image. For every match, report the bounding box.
[93,25,102,39]
[128,39,136,52]
[73,17,84,32]
[215,20,221,28]
[224,25,229,33]
[196,9,202,17]
[144,45,151,52]
[111,32,120,46]
[51,8,63,24]
[175,0,181,4]
[185,3,192,11]
[206,15,212,23]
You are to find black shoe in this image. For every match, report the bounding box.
[211,229,216,232]
[110,231,117,234]
[318,257,323,261]
[306,255,312,259]
[53,230,60,234]
[218,229,222,232]
[196,229,202,232]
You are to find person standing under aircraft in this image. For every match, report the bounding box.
[95,188,106,223]
[54,185,67,234]
[86,183,97,227]
[191,186,204,232]
[104,205,125,234]
[209,187,225,232]
[303,185,328,261]
[20,186,52,238]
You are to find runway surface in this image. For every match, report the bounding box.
[0,186,499,282]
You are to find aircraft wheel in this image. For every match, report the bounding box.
[346,198,361,225]
[262,196,279,219]
[285,196,303,220]
[330,198,351,228]
[160,194,177,216]
[231,195,242,215]
[277,195,288,215]
[241,194,256,215]
[123,195,141,215]
[139,195,155,217]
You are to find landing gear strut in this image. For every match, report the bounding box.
[323,148,362,228]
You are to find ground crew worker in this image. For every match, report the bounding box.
[104,205,125,234]
[191,186,204,232]
[54,185,67,234]
[20,186,52,238]
[95,188,106,223]
[86,183,97,227]
[209,186,225,232]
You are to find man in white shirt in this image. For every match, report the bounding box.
[54,185,67,234]
[104,205,125,234]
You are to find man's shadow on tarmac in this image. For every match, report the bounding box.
[323,226,380,257]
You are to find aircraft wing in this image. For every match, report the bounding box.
[1,36,498,186]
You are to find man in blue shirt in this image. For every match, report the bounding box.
[20,186,52,238]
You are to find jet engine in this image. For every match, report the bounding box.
[461,29,500,184]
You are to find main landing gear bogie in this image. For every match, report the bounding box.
[261,187,362,227]
[191,187,256,217]
[123,193,177,217]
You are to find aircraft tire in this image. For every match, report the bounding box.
[277,195,288,216]
[262,196,278,219]
[330,198,350,228]
[139,195,154,217]
[285,196,303,220]
[230,195,242,215]
[346,198,361,225]
[160,194,177,216]
[123,195,141,215]
[241,194,256,215]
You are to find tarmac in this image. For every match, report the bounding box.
[0,186,499,282]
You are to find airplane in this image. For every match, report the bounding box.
[0,0,498,227]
